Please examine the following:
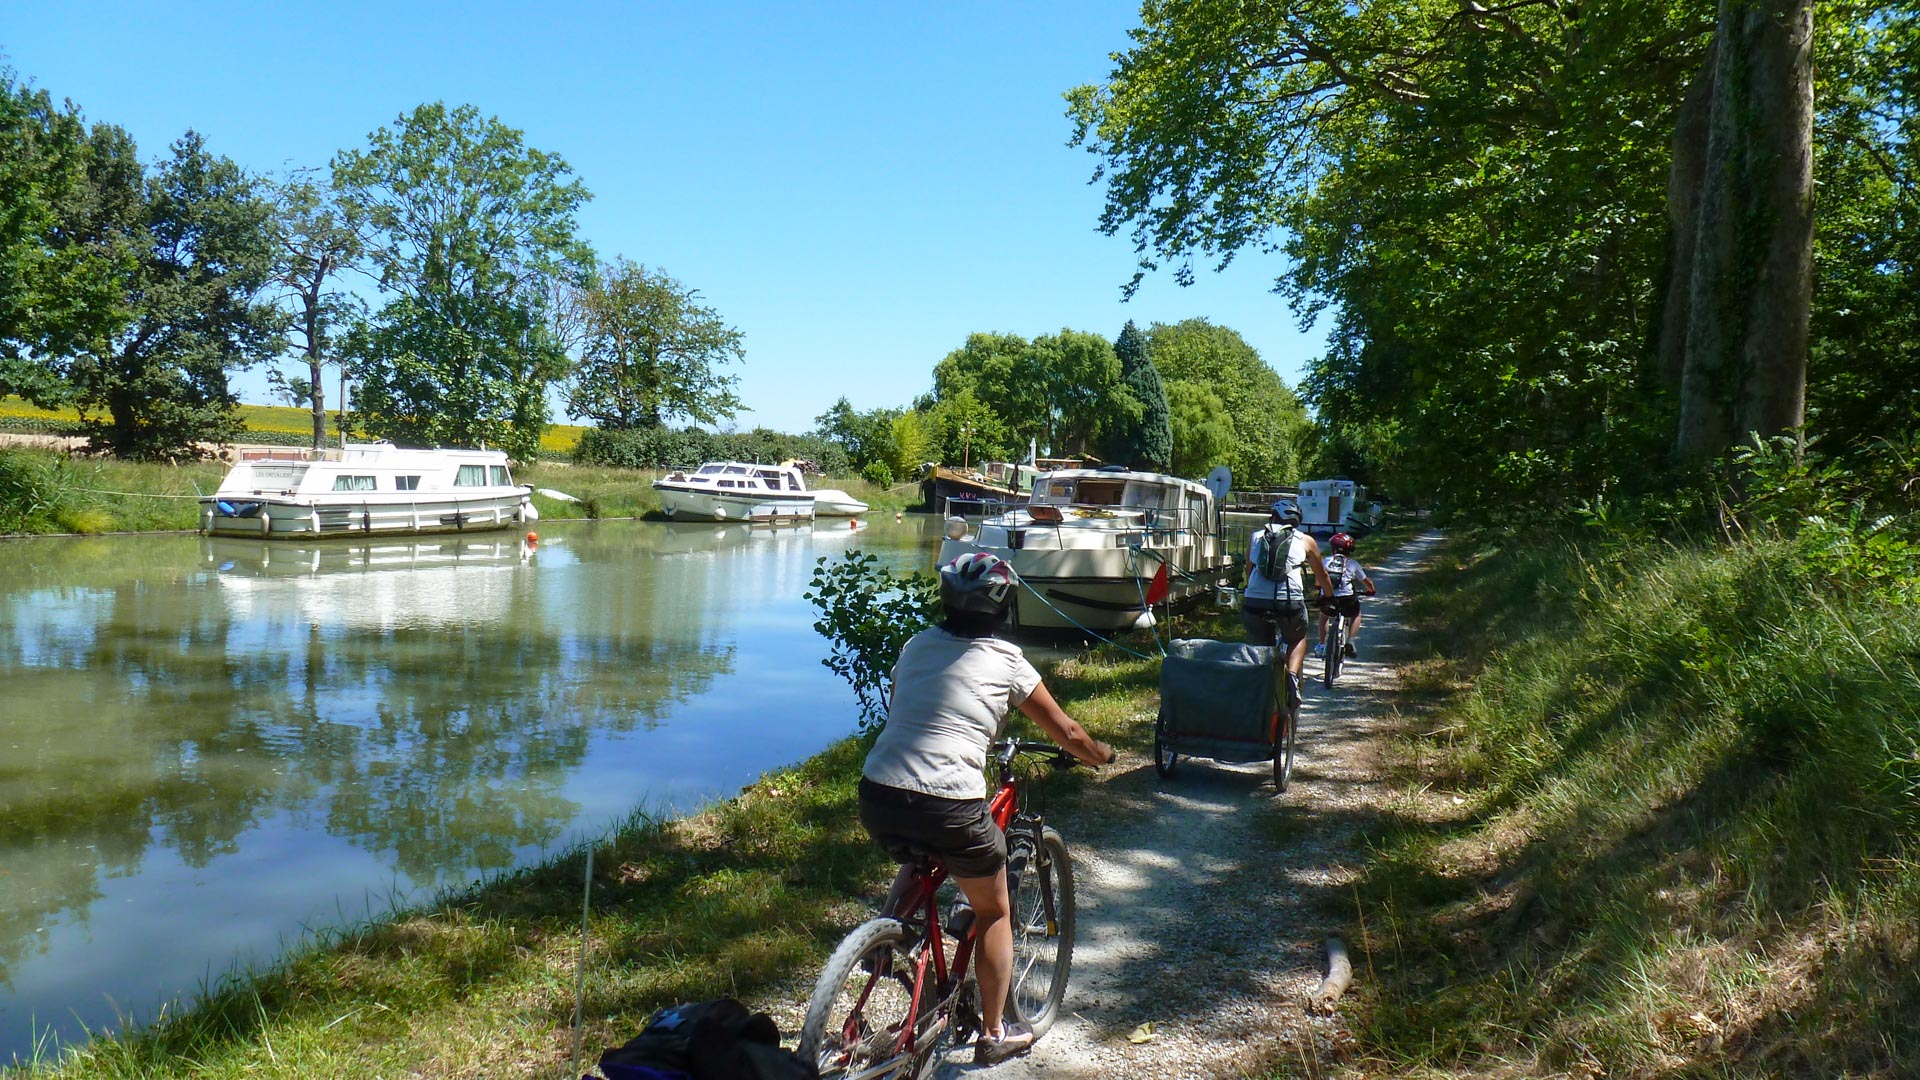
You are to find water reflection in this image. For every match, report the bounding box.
[0,516,937,1059]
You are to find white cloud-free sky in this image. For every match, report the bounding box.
[4,2,1325,433]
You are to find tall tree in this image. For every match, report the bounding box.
[0,69,135,404]
[1148,319,1309,488]
[1670,0,1816,464]
[334,103,591,461]
[268,172,362,449]
[69,131,284,458]
[565,259,744,430]
[1102,320,1173,470]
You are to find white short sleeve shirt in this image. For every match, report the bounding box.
[862,628,1043,800]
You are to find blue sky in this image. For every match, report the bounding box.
[3,2,1324,434]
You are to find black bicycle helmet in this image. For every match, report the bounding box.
[1269,498,1302,525]
[939,551,1016,617]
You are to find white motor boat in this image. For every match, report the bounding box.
[808,487,869,516]
[200,443,535,539]
[652,461,816,521]
[937,466,1230,632]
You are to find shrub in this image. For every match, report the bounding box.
[861,461,894,488]
[573,426,849,474]
[804,550,939,734]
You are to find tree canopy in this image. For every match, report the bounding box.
[335,102,591,462]
[1067,0,1903,513]
[565,259,744,430]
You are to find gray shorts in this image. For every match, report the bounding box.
[1241,599,1309,647]
[858,778,1007,879]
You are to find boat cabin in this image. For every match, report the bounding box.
[1297,477,1370,535]
[666,462,808,493]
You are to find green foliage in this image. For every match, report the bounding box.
[566,258,744,430]
[931,329,1135,457]
[812,397,906,475]
[804,550,939,733]
[1164,381,1231,479]
[1146,319,1309,487]
[1070,2,1920,515]
[886,410,930,481]
[268,172,362,450]
[570,425,848,474]
[71,131,285,459]
[918,388,1013,468]
[1101,320,1172,470]
[335,103,591,462]
[0,67,134,399]
[860,461,893,488]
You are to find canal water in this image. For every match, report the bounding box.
[0,515,941,1062]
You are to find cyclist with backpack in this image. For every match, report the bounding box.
[857,552,1115,1065]
[1315,532,1376,660]
[1242,499,1335,681]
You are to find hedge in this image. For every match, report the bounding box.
[573,427,850,474]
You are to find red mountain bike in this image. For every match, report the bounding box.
[798,740,1079,1079]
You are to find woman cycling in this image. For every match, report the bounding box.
[857,552,1114,1065]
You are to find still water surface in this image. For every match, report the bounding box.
[0,516,939,1061]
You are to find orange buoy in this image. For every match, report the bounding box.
[525,531,539,546]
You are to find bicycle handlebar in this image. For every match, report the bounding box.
[994,738,1082,770]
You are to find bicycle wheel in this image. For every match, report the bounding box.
[799,917,930,1079]
[1274,674,1299,792]
[1324,614,1343,688]
[1005,827,1075,1037]
[1153,708,1179,777]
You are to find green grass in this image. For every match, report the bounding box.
[1331,526,1920,1078]
[0,450,223,534]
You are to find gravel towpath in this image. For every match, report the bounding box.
[930,530,1445,1080]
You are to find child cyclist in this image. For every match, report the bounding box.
[1315,532,1376,659]
[857,552,1115,1065]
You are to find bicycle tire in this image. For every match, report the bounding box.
[1005,827,1075,1037]
[799,917,929,1079]
[1274,674,1299,792]
[1153,708,1179,777]
[1324,613,1343,687]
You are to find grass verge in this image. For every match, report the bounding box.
[10,643,1144,1078]
[1336,526,1920,1078]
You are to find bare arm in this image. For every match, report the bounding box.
[1016,681,1115,766]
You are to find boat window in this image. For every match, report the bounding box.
[697,465,723,475]
[718,479,736,488]
[1076,479,1126,506]
[491,466,511,486]
[396,475,421,491]
[1031,478,1072,505]
[1122,481,1175,508]
[724,465,749,475]
[455,465,487,487]
[331,475,377,491]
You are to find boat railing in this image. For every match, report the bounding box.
[1002,501,1222,552]
[941,495,1023,518]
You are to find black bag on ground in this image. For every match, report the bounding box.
[595,998,819,1080]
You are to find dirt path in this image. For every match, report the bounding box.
[934,531,1445,1079]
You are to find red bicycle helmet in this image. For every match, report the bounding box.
[1328,532,1356,554]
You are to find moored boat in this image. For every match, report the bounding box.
[921,461,1033,514]
[199,443,535,539]
[936,466,1230,632]
[652,461,816,521]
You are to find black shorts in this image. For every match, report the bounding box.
[1327,594,1362,619]
[1241,598,1308,647]
[858,778,1007,879]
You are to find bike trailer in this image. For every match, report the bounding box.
[1156,638,1279,764]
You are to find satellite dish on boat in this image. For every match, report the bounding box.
[1205,466,1232,501]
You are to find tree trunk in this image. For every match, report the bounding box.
[1658,52,1716,395]
[1673,0,1814,465]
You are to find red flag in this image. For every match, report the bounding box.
[1145,562,1171,606]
